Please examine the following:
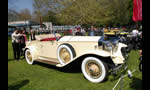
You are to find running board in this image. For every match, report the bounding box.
[36,56,66,67]
[36,59,60,65]
[36,57,75,67]
[36,57,60,65]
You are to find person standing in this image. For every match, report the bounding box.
[75,27,82,36]
[22,30,27,42]
[11,30,21,60]
[132,28,139,37]
[18,30,26,56]
[69,28,72,35]
[94,28,98,36]
[81,28,85,36]
[89,25,95,36]
[132,28,139,50]
[72,27,76,36]
[29,29,36,41]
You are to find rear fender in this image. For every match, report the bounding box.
[24,45,38,60]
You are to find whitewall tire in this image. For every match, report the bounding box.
[57,44,75,65]
[25,49,34,64]
[81,57,108,83]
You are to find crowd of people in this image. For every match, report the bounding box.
[67,25,103,36]
[118,27,142,52]
[11,29,27,60]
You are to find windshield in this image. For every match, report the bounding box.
[29,30,62,41]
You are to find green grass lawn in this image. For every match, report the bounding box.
[8,38,142,90]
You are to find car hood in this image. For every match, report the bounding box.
[59,36,101,42]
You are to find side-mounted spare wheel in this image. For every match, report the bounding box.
[57,44,76,65]
[81,57,108,83]
[25,49,34,64]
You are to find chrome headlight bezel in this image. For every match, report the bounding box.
[112,40,119,52]
[103,41,113,51]
[103,40,119,52]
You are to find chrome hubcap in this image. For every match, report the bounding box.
[85,61,102,79]
[59,48,71,63]
[26,51,32,62]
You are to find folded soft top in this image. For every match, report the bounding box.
[35,33,61,41]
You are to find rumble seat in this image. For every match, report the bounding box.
[35,34,61,41]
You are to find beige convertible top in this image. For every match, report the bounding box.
[35,33,61,41]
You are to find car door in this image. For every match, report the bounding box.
[39,40,59,60]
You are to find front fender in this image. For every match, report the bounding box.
[79,50,111,57]
[111,43,127,65]
[56,49,111,67]
[56,43,128,67]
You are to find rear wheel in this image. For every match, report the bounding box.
[81,57,108,83]
[25,49,34,64]
[57,44,75,65]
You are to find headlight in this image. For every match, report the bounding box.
[103,40,119,52]
[112,40,119,52]
[112,40,119,47]
[106,43,112,51]
[103,41,113,51]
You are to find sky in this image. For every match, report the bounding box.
[8,0,33,13]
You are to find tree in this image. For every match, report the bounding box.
[42,11,58,25]
[32,0,47,23]
[128,0,134,25]
[32,0,63,24]
[56,0,114,26]
[8,0,19,21]
[8,9,19,22]
[32,0,133,27]
[8,0,18,9]
[18,8,32,21]
[109,0,130,26]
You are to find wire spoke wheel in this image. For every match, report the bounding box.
[57,44,75,65]
[85,60,102,79]
[59,48,71,63]
[25,49,34,64]
[81,57,108,83]
[27,51,32,62]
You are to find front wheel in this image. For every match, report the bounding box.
[81,57,108,83]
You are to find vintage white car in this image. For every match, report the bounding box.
[24,33,128,83]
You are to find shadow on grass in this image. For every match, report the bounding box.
[129,77,142,90]
[8,79,29,90]
[34,60,82,73]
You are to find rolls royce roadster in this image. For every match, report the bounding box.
[24,33,128,83]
